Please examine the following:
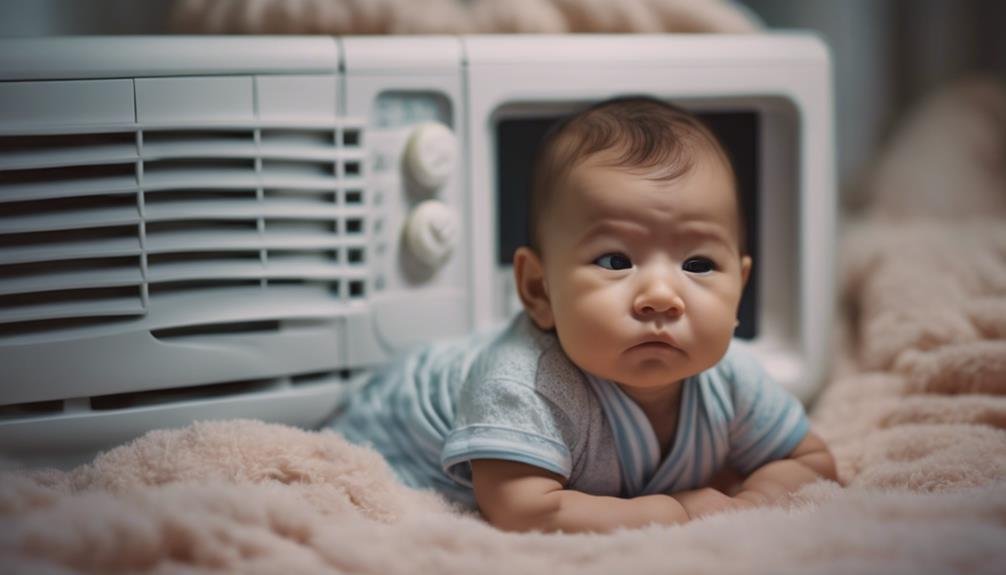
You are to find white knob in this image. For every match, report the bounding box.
[404,200,460,268]
[404,122,456,191]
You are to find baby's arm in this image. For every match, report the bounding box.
[472,459,752,533]
[733,430,837,505]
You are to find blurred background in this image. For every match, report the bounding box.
[0,0,1003,209]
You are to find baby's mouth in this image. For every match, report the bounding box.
[628,334,685,354]
[630,341,679,352]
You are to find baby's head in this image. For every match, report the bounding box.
[513,96,752,389]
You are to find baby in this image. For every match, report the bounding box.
[330,96,836,533]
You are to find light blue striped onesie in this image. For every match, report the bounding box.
[328,312,809,509]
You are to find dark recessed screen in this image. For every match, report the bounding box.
[495,110,760,340]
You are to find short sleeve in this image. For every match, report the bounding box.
[724,345,810,475]
[441,376,574,487]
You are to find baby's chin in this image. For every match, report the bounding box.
[621,361,697,387]
[582,357,699,388]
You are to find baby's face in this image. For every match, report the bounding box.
[538,150,751,390]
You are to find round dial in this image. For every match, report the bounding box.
[403,122,457,191]
[404,200,460,268]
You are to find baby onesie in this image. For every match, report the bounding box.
[329,312,809,508]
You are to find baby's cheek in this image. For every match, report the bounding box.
[693,305,736,355]
[554,290,621,364]
[564,288,620,331]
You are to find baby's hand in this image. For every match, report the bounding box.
[673,487,756,520]
[733,458,826,506]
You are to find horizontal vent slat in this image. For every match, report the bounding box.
[0,204,140,234]
[141,170,258,191]
[0,266,143,297]
[0,290,144,325]
[0,176,358,218]
[145,231,350,253]
[0,238,141,265]
[138,123,347,131]
[145,231,262,253]
[0,146,138,171]
[258,145,342,161]
[141,172,349,191]
[146,283,344,302]
[0,132,137,172]
[144,200,352,222]
[141,146,354,162]
[259,174,340,190]
[148,260,365,284]
[0,227,140,265]
[0,174,137,204]
[141,141,258,160]
[144,201,261,222]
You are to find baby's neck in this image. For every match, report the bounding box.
[616,381,684,459]
[616,380,683,415]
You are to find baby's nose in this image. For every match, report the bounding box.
[633,276,685,318]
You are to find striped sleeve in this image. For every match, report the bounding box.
[724,344,810,475]
[441,376,574,487]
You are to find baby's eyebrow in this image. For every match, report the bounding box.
[580,219,736,248]
[578,219,650,243]
[672,224,736,250]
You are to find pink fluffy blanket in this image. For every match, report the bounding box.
[2,80,1005,575]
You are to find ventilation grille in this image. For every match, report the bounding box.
[0,367,361,422]
[0,122,369,335]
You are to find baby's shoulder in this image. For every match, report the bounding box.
[711,341,766,381]
[533,337,595,408]
[702,341,774,400]
[468,314,547,382]
[702,341,804,421]
[467,313,592,408]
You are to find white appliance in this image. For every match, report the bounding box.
[0,34,834,467]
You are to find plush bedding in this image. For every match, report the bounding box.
[1,76,1005,574]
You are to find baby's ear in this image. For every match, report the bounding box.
[740,255,752,287]
[513,246,555,330]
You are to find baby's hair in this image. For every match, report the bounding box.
[528,96,744,253]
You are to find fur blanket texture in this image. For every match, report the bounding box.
[3,0,1006,557]
[1,75,1004,575]
[167,0,760,35]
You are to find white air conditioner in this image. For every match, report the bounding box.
[0,34,835,467]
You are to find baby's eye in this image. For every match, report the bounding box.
[594,252,633,270]
[682,257,715,273]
